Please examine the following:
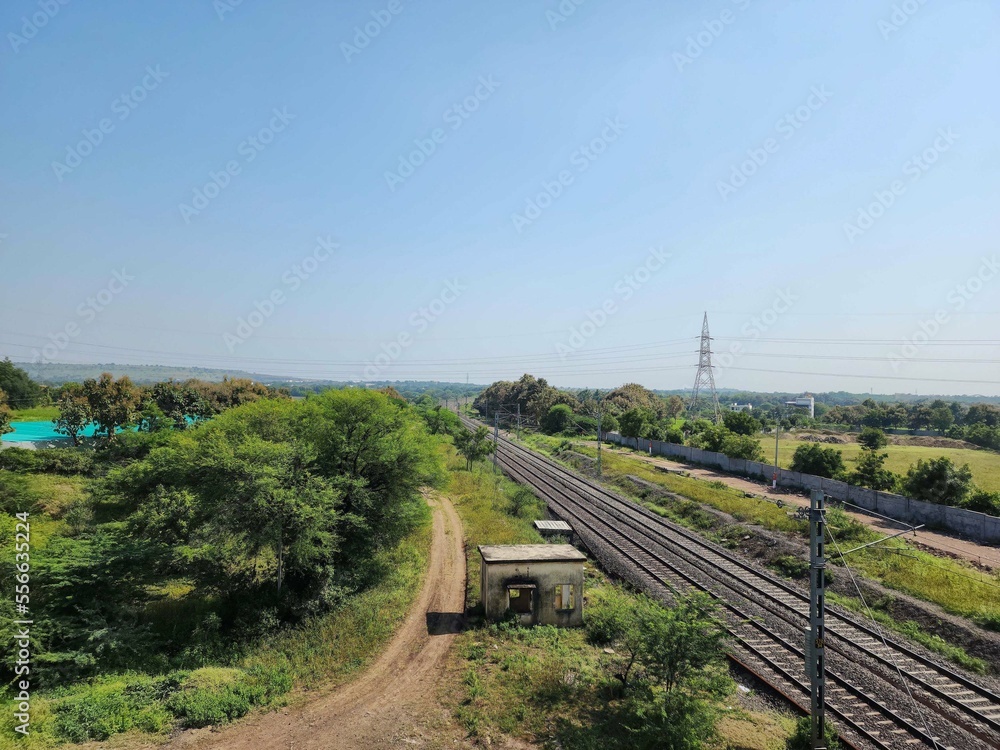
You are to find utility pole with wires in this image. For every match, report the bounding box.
[493,411,499,473]
[516,403,522,441]
[593,390,604,477]
[690,312,721,422]
[806,489,827,750]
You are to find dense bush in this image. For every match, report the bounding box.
[0,447,95,475]
[542,403,575,434]
[901,457,973,507]
[790,443,845,479]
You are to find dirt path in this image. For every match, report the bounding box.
[167,492,471,750]
[594,443,1000,571]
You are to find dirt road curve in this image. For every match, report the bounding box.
[168,492,470,750]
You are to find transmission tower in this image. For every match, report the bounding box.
[690,312,721,422]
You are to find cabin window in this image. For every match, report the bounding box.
[508,586,533,614]
[554,584,575,610]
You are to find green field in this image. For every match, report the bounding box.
[758,436,1000,492]
[11,405,59,421]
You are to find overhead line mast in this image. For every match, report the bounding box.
[689,312,721,422]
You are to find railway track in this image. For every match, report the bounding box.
[460,415,1000,750]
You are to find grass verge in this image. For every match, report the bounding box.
[525,436,1000,638]
[444,447,797,749]
[11,406,60,421]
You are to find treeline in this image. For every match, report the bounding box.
[826,399,1000,449]
[1,388,441,696]
[49,374,285,444]
[788,427,1000,514]
[473,375,765,461]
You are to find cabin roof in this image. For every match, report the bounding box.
[478,544,586,564]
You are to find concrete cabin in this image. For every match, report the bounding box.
[478,544,585,627]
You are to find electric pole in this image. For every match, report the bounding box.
[493,411,499,473]
[807,489,827,749]
[690,312,721,422]
[596,409,603,477]
[516,403,521,441]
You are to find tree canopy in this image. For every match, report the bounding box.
[0,357,43,408]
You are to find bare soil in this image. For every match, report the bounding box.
[161,492,473,750]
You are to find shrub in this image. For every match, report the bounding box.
[51,674,175,742]
[166,665,291,728]
[0,447,94,475]
[786,715,840,749]
[542,404,575,435]
[965,489,1000,515]
[0,470,42,514]
[790,443,845,479]
[902,457,973,507]
[848,450,898,491]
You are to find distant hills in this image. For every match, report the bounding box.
[17,362,282,386]
[13,362,1000,404]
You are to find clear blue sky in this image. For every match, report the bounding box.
[1,0,998,395]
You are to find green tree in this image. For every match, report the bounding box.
[857,427,888,451]
[0,358,42,408]
[587,590,731,749]
[664,394,686,419]
[902,457,974,506]
[619,408,650,439]
[82,373,141,443]
[722,410,760,436]
[542,403,575,434]
[790,443,845,479]
[929,405,955,432]
[848,450,898,491]
[53,385,93,445]
[599,412,619,436]
[719,432,766,462]
[0,388,13,435]
[454,425,495,470]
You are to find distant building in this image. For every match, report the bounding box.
[785,395,815,418]
[478,544,585,627]
[729,403,753,412]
